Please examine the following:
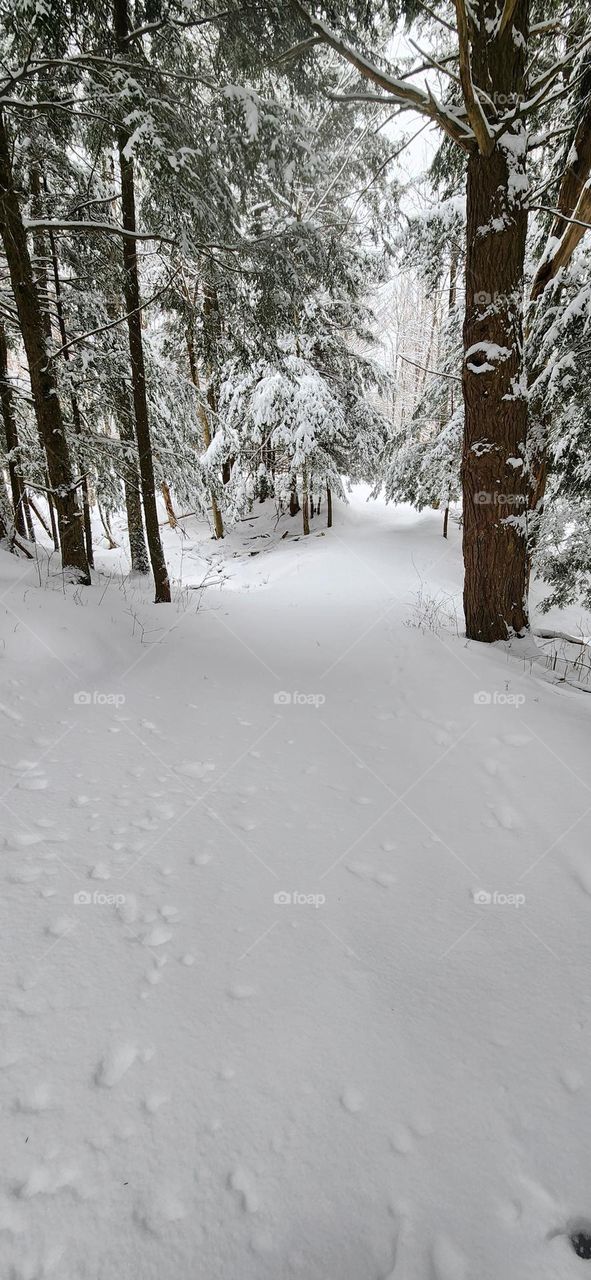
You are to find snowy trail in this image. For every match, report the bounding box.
[1,492,591,1279]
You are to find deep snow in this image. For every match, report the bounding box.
[1,489,591,1279]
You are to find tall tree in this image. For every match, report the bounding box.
[289,0,591,641]
[0,112,90,582]
[112,0,170,602]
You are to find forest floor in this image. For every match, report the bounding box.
[1,489,591,1279]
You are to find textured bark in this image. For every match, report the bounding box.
[289,478,300,517]
[116,386,150,573]
[161,480,177,528]
[0,121,89,580]
[46,222,94,566]
[461,1,529,641]
[0,322,28,538]
[114,0,170,603]
[302,470,310,536]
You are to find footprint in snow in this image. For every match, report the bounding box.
[15,1082,52,1113]
[89,863,110,880]
[487,802,521,831]
[390,1123,414,1154]
[431,1234,467,1280]
[340,1087,365,1114]
[228,1166,259,1213]
[95,1043,137,1087]
[46,916,76,938]
[174,760,215,780]
[135,1188,187,1233]
[560,1067,583,1093]
[568,853,591,897]
[500,733,531,747]
[227,984,256,1000]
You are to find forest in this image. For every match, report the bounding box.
[1,0,590,636]
[2,3,591,1279]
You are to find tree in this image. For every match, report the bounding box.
[289,0,591,641]
[0,111,90,582]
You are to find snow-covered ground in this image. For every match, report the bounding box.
[2,488,591,1280]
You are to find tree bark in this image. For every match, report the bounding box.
[326,483,332,528]
[186,319,224,539]
[461,1,529,641]
[116,384,150,573]
[46,221,94,566]
[114,0,170,603]
[0,321,29,538]
[161,480,177,528]
[302,469,310,535]
[0,117,89,581]
[289,478,300,517]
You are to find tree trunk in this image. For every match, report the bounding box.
[0,118,89,581]
[161,480,177,528]
[289,478,300,517]
[326,483,332,529]
[0,321,28,538]
[302,469,310,536]
[116,385,150,573]
[28,494,53,540]
[114,0,170,603]
[186,320,224,539]
[46,222,94,566]
[461,2,529,642]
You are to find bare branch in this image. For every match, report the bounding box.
[399,353,461,382]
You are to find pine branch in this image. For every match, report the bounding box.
[289,0,475,152]
[25,219,175,245]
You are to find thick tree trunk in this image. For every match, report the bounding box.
[0,322,28,538]
[0,117,89,581]
[461,2,529,642]
[114,0,170,603]
[326,483,332,528]
[46,223,94,566]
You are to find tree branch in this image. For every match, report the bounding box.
[289,0,474,151]
[454,0,495,154]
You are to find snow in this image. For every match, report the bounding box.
[1,488,591,1278]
